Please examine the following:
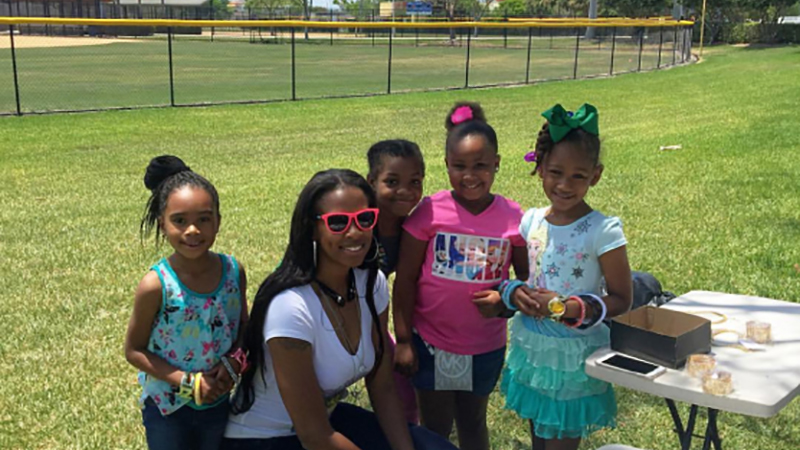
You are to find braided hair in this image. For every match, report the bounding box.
[530,122,601,174]
[444,101,498,154]
[140,155,220,245]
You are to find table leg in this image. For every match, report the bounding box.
[683,405,699,450]
[665,399,698,450]
[701,408,723,450]
[666,399,685,438]
[666,399,723,450]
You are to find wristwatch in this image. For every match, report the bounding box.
[547,296,567,320]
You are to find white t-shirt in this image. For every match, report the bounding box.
[225,268,390,439]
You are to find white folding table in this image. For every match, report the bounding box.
[586,290,800,450]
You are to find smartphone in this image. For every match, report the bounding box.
[597,353,666,379]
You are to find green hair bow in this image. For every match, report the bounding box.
[541,103,599,143]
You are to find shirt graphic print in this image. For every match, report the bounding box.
[432,232,511,283]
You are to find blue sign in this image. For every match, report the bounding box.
[406,1,432,15]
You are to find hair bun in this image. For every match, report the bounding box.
[144,155,191,191]
[445,101,487,132]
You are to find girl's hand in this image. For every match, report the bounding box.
[472,290,505,318]
[532,288,559,304]
[209,362,236,392]
[197,374,221,404]
[393,341,418,377]
[513,285,546,318]
[199,371,229,403]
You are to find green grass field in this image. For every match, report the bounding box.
[1,44,799,450]
[0,28,685,114]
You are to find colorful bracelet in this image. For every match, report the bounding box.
[577,293,607,329]
[177,371,194,399]
[193,372,204,406]
[562,296,586,328]
[221,356,240,385]
[227,347,250,374]
[500,280,525,311]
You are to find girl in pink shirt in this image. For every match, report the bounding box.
[392,102,529,450]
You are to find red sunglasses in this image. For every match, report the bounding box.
[316,208,380,234]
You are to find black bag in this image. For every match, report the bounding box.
[631,271,676,310]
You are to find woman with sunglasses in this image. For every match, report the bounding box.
[223,169,456,450]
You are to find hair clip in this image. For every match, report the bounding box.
[450,106,473,125]
[524,151,537,163]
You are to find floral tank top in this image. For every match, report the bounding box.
[138,253,243,415]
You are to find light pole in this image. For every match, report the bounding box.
[586,0,598,39]
[699,0,707,56]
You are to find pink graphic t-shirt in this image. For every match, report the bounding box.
[403,190,525,355]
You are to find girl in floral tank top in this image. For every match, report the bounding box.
[125,155,249,450]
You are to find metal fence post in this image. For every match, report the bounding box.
[572,27,580,79]
[291,27,296,100]
[637,29,644,72]
[371,10,375,47]
[9,25,22,116]
[167,27,175,106]
[609,26,616,75]
[330,9,333,46]
[387,27,393,94]
[210,0,214,42]
[503,15,508,49]
[685,27,691,62]
[25,0,31,34]
[657,27,664,68]
[525,27,532,84]
[672,26,678,65]
[464,30,471,88]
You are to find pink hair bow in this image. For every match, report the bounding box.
[450,106,473,125]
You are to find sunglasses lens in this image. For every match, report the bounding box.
[326,215,350,233]
[356,210,377,229]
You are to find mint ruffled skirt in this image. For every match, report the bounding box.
[500,315,616,439]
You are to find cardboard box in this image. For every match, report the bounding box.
[610,306,711,369]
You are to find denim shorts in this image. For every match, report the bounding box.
[411,333,505,396]
[142,397,230,450]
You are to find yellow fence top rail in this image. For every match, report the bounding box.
[0,17,694,29]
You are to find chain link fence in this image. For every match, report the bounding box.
[0,17,694,116]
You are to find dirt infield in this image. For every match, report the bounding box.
[0,34,135,49]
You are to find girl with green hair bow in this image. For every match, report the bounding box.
[500,103,633,450]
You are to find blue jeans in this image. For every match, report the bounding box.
[142,397,230,450]
[221,403,457,450]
